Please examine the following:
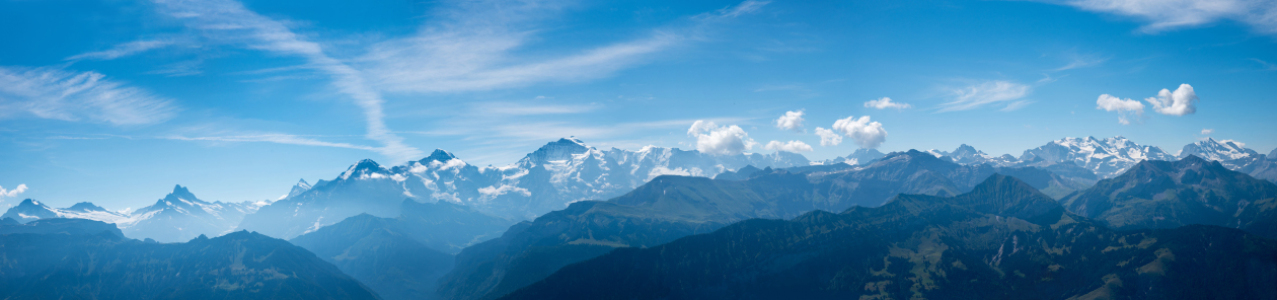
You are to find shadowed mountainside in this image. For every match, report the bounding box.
[0,218,380,300]
[500,175,1277,300]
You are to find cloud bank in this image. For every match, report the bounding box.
[763,140,813,152]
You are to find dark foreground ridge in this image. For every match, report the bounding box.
[500,175,1277,300]
[0,218,380,300]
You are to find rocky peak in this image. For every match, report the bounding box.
[524,138,592,163]
[422,149,458,163]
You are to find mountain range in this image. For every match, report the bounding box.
[5,135,1277,300]
[8,135,1274,245]
[1062,155,1277,238]
[498,175,1277,300]
[237,138,810,239]
[0,218,379,299]
[1,185,265,242]
[919,136,1276,183]
[289,199,515,300]
[437,150,1090,300]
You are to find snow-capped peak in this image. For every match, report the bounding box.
[1020,136,1176,178]
[286,179,312,199]
[942,144,1016,166]
[340,159,389,180]
[67,202,109,212]
[523,138,594,164]
[422,149,458,163]
[1179,137,1258,161]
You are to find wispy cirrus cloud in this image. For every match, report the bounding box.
[472,101,603,116]
[141,0,766,163]
[1048,0,1277,34]
[939,80,1032,112]
[0,66,177,125]
[66,39,178,61]
[162,134,378,151]
[360,0,769,93]
[1052,51,1109,71]
[148,0,423,162]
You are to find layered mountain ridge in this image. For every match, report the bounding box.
[1062,155,1277,238]
[0,218,379,299]
[1,185,265,243]
[437,150,1090,300]
[498,175,1277,300]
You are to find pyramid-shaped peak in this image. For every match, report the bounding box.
[957,174,1059,220]
[423,149,458,162]
[1180,154,1207,163]
[17,199,42,207]
[558,137,587,145]
[296,178,310,186]
[340,159,387,180]
[526,138,592,163]
[354,158,381,168]
[169,184,196,199]
[951,144,982,155]
[970,174,1034,193]
[349,159,385,173]
[68,202,107,212]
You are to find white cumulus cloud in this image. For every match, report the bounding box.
[814,127,842,146]
[1201,128,1213,135]
[863,97,911,110]
[831,116,888,149]
[0,66,176,125]
[1145,83,1197,116]
[687,120,757,155]
[1095,94,1146,125]
[0,184,28,199]
[763,140,813,152]
[774,110,805,131]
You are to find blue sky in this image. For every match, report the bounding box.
[2,0,1275,210]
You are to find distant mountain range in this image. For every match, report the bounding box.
[289,199,514,300]
[888,137,1276,183]
[238,138,810,239]
[6,136,1274,245]
[498,175,1277,300]
[1,185,265,242]
[5,135,1277,300]
[0,218,378,299]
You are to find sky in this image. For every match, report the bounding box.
[2,0,1275,210]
